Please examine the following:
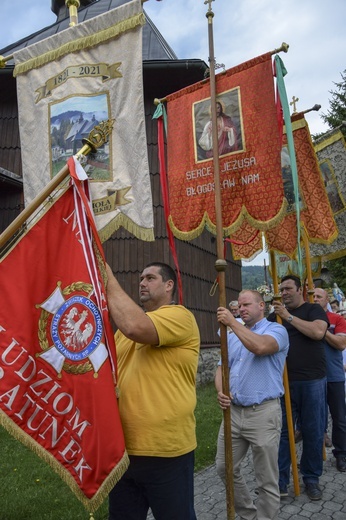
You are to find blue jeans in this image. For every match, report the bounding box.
[327,381,346,458]
[279,377,326,487]
[108,452,197,520]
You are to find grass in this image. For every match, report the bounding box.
[0,427,107,520]
[195,382,222,471]
[0,383,221,519]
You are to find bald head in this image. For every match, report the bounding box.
[239,289,264,303]
[237,290,265,328]
[313,288,329,311]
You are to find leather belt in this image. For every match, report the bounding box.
[231,397,280,409]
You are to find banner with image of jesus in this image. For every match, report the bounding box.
[165,52,286,241]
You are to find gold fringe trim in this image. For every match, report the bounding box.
[305,227,339,246]
[299,219,339,250]
[234,198,288,233]
[284,117,307,133]
[14,13,145,77]
[314,129,346,152]
[311,248,346,263]
[0,409,129,514]
[98,212,155,243]
[265,218,339,268]
[237,247,265,263]
[168,213,208,241]
[168,198,288,241]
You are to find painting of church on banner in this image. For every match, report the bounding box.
[50,94,111,180]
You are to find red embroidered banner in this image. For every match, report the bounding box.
[264,114,337,257]
[165,52,286,240]
[0,159,128,513]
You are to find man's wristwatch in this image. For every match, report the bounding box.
[287,315,293,323]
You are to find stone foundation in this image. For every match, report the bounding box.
[196,347,220,387]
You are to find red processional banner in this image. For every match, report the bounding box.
[0,159,128,513]
[165,52,286,240]
[263,114,337,257]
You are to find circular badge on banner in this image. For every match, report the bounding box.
[51,295,103,362]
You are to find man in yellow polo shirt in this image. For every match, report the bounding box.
[106,262,200,520]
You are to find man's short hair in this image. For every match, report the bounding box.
[144,262,177,297]
[331,299,340,308]
[281,275,301,289]
[229,300,239,307]
[239,289,264,303]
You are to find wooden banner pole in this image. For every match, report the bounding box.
[270,250,300,496]
[204,1,235,518]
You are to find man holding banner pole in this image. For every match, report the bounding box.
[105,262,200,520]
[215,290,289,519]
[270,275,328,501]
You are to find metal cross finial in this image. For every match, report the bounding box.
[290,95,299,114]
[204,0,215,12]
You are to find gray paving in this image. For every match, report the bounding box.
[148,443,346,519]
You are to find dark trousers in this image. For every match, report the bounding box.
[279,378,326,487]
[108,452,197,520]
[327,381,346,458]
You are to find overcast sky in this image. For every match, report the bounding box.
[1,0,344,265]
[1,0,345,137]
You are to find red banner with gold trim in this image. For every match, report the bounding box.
[0,159,128,513]
[264,114,337,257]
[166,52,286,240]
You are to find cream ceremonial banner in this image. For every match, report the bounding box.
[13,0,154,242]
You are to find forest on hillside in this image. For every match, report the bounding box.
[242,265,273,290]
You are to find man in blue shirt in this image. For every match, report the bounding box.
[215,290,289,520]
[313,287,346,472]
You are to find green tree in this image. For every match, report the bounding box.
[59,118,72,148]
[320,70,346,138]
[51,126,59,147]
[242,266,272,290]
[326,257,346,294]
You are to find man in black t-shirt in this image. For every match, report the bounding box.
[268,275,328,501]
